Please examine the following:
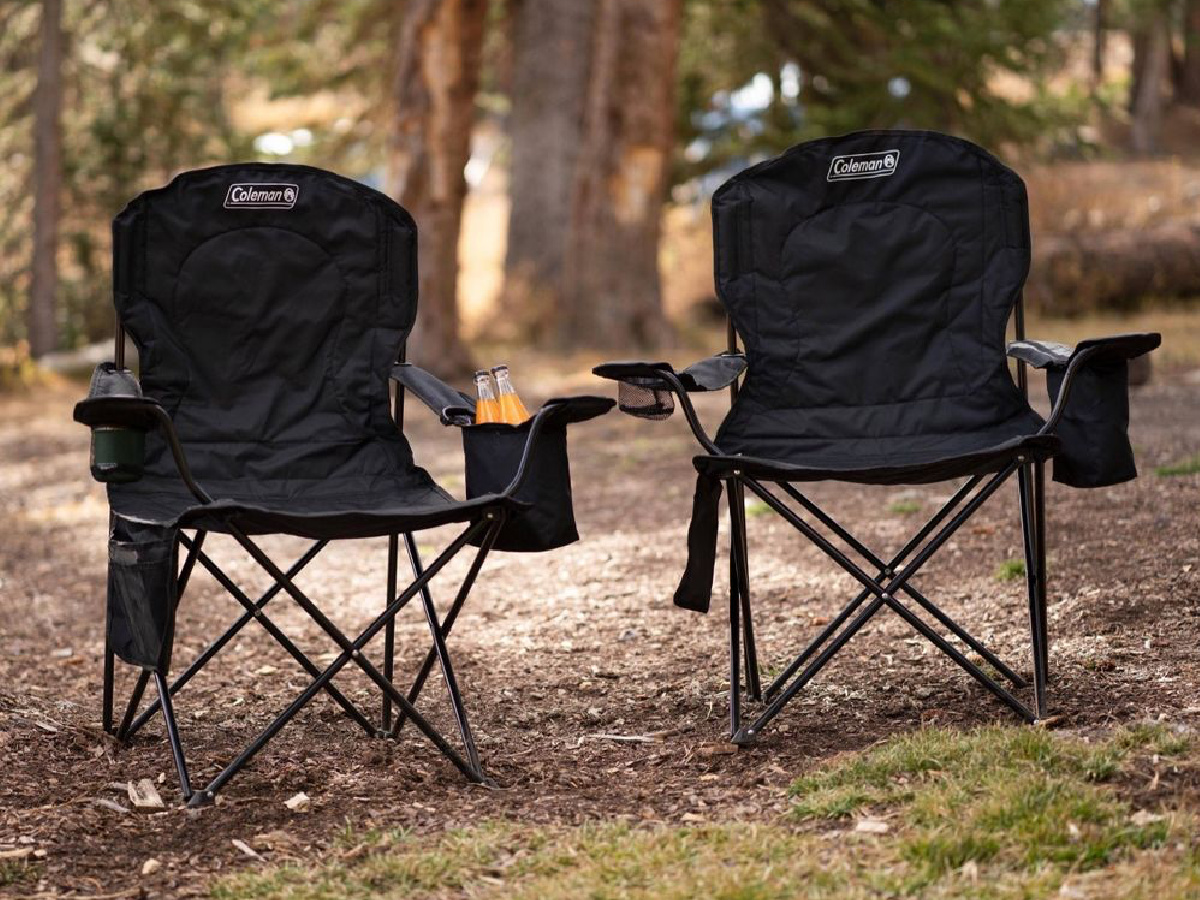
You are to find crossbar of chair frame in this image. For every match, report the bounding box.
[101,325,510,804]
[639,300,1052,741]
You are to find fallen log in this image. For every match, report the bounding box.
[1027,223,1200,316]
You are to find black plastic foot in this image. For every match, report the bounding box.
[730,727,758,746]
[185,789,214,809]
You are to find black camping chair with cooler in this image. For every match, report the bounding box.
[75,163,610,804]
[595,131,1159,742]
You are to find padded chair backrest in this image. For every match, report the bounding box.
[113,163,418,485]
[712,130,1032,438]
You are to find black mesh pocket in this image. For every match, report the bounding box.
[618,377,674,420]
[1046,360,1136,488]
[463,422,577,552]
[108,519,178,669]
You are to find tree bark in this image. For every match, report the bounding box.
[504,0,681,350]
[1131,12,1168,155]
[1091,0,1107,93]
[1181,0,1200,104]
[388,0,486,377]
[504,0,596,338]
[29,0,63,359]
[559,0,679,348]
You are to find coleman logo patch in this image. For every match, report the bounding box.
[223,183,299,209]
[826,150,900,182]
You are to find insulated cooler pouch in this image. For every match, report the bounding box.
[462,396,612,552]
[464,421,575,551]
[107,517,179,669]
[1035,333,1160,489]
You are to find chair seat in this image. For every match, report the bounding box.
[110,475,525,541]
[698,417,1059,486]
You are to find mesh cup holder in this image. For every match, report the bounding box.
[463,421,578,552]
[618,377,675,421]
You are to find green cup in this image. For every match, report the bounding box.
[90,426,145,483]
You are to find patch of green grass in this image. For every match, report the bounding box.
[788,725,1187,891]
[214,726,1198,900]
[888,499,923,515]
[744,499,771,518]
[1155,453,1200,477]
[995,558,1026,582]
[0,859,36,888]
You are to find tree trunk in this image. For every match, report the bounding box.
[1131,12,1168,155]
[1181,0,1200,104]
[29,0,62,359]
[504,0,681,350]
[1091,0,1107,93]
[388,0,486,377]
[504,0,596,338]
[559,0,679,349]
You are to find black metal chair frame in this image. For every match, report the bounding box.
[93,331,556,806]
[599,304,1104,744]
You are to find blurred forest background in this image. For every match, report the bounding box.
[3,0,1200,377]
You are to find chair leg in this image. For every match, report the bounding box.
[102,638,115,735]
[116,670,150,743]
[729,480,762,701]
[727,486,742,737]
[188,520,492,806]
[1035,461,1050,685]
[124,539,329,741]
[153,670,192,801]
[382,534,399,735]
[1018,464,1049,719]
[407,532,485,779]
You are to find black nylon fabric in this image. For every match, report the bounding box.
[108,516,178,669]
[107,163,503,539]
[674,131,1053,612]
[1047,361,1135,488]
[710,130,1045,479]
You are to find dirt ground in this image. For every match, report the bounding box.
[1,362,1198,898]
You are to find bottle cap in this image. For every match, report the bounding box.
[474,369,491,379]
[489,364,509,374]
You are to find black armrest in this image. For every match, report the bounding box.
[1035,333,1161,437]
[73,395,163,431]
[679,353,747,391]
[390,363,475,426]
[1008,333,1160,370]
[592,353,745,392]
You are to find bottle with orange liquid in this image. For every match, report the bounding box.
[473,370,501,424]
[491,365,531,424]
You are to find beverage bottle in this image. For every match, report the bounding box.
[491,365,531,424]
[473,370,501,424]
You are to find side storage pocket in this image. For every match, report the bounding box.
[462,421,577,552]
[1046,360,1135,488]
[108,518,179,669]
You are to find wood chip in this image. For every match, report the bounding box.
[582,733,663,744]
[0,848,33,860]
[91,797,130,814]
[127,778,165,809]
[231,838,260,858]
[696,742,738,756]
[284,791,310,812]
[855,817,890,834]
[142,858,161,875]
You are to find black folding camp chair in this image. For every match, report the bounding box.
[595,130,1159,743]
[74,163,610,805]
